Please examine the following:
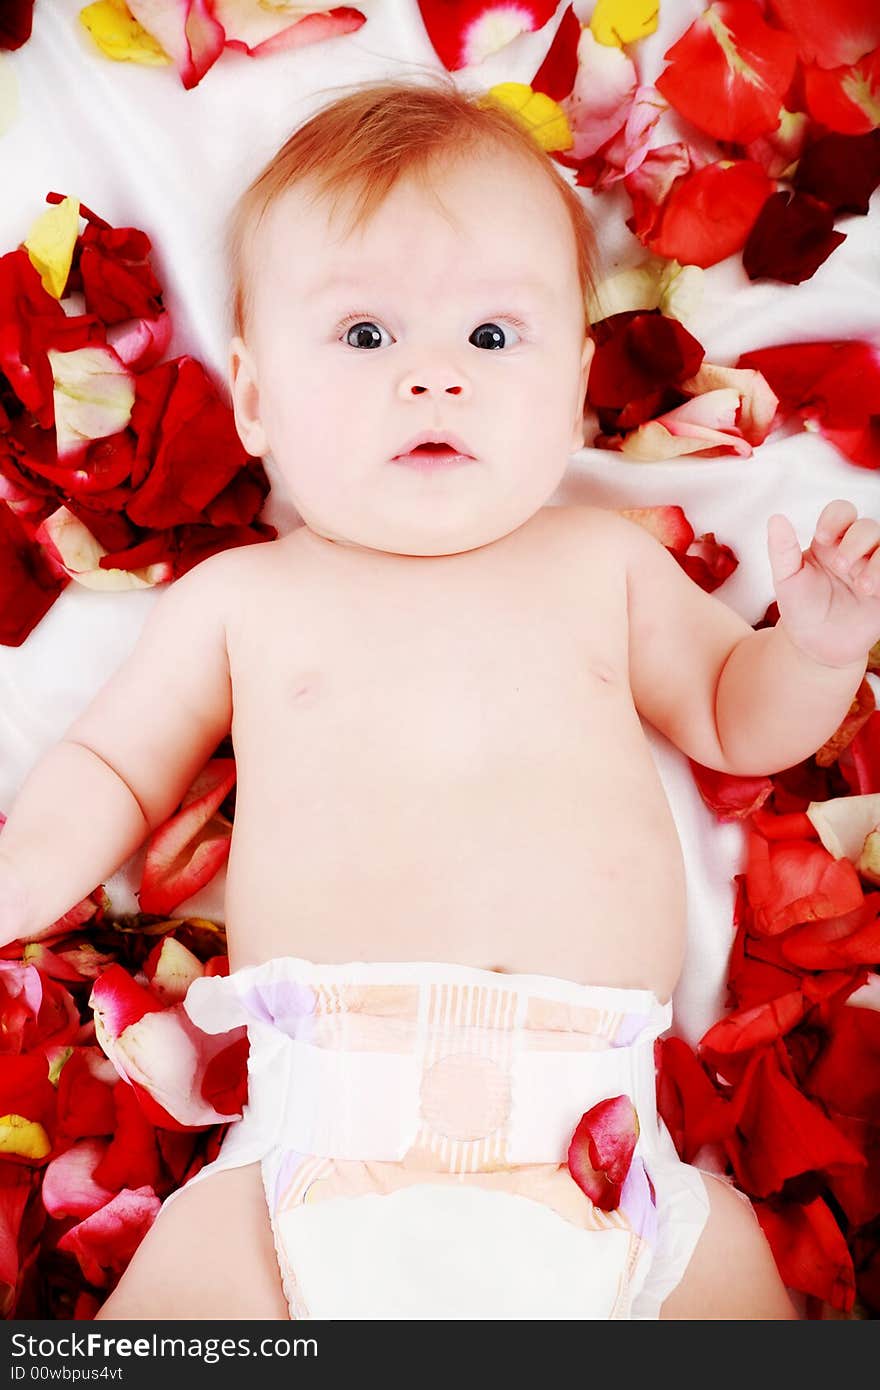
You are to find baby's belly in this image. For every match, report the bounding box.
[223,735,688,1000]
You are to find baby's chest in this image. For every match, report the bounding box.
[227,533,631,782]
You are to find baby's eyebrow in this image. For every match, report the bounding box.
[305,272,552,302]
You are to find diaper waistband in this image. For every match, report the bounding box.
[184,958,673,1172]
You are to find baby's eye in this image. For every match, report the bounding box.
[469,320,523,351]
[341,319,392,350]
[337,316,526,350]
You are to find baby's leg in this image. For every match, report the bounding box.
[660,1173,798,1319]
[94,1161,289,1320]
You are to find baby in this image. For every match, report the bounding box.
[2,76,877,1321]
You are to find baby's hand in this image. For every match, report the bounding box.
[767,500,880,669]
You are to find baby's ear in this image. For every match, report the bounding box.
[570,337,595,453]
[228,336,268,458]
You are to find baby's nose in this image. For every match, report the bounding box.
[398,366,469,398]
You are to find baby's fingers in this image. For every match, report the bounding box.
[814,499,858,547]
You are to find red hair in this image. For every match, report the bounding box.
[226,72,597,343]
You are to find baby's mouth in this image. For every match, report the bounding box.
[392,443,476,471]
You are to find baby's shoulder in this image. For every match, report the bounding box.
[546,502,629,556]
[184,539,277,621]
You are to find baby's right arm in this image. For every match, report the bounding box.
[0,553,235,947]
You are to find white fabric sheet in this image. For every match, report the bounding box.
[2,0,878,1046]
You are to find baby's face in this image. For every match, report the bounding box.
[230,147,593,557]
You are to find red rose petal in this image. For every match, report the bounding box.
[630,159,774,269]
[0,0,35,49]
[656,1036,735,1162]
[793,130,880,215]
[803,48,880,134]
[139,759,236,915]
[91,1082,163,1192]
[766,0,880,69]
[532,2,580,102]
[824,1109,880,1227]
[688,762,774,821]
[744,826,864,936]
[743,190,847,284]
[656,1,797,144]
[0,1168,35,1319]
[806,1003,880,1121]
[588,310,704,415]
[416,0,558,71]
[78,224,164,326]
[756,1197,855,1311]
[41,1138,116,1219]
[0,1054,56,1161]
[56,1185,161,1288]
[55,1047,117,1141]
[567,1095,639,1211]
[725,1049,865,1197]
[200,1033,249,1116]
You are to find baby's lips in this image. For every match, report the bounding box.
[566,1094,640,1211]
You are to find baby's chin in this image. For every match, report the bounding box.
[294,493,542,557]
[308,526,510,558]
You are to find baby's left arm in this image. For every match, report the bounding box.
[599,502,874,778]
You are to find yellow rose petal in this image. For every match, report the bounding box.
[79,0,171,65]
[24,197,80,301]
[483,83,572,152]
[0,1114,51,1161]
[590,0,659,48]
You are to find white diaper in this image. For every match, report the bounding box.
[164,957,712,1319]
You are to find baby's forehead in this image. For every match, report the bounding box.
[255,155,574,296]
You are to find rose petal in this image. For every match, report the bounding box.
[23,197,80,300]
[679,363,779,444]
[588,309,704,414]
[0,1,35,50]
[793,130,880,215]
[55,1046,117,1140]
[725,1049,865,1197]
[766,0,880,68]
[807,793,880,862]
[142,934,205,1005]
[656,1,797,144]
[743,190,847,285]
[562,27,637,159]
[56,1185,160,1288]
[41,1138,116,1218]
[745,825,864,936]
[615,389,753,460]
[125,0,224,90]
[36,505,168,590]
[656,1036,734,1162]
[802,48,880,135]
[761,0,878,69]
[416,0,558,70]
[0,1168,34,1320]
[48,344,135,461]
[590,0,657,48]
[91,1082,163,1191]
[139,759,236,915]
[756,1197,855,1311]
[632,158,774,268]
[216,0,366,58]
[807,1003,880,1122]
[745,107,809,180]
[567,1094,639,1210]
[79,0,171,66]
